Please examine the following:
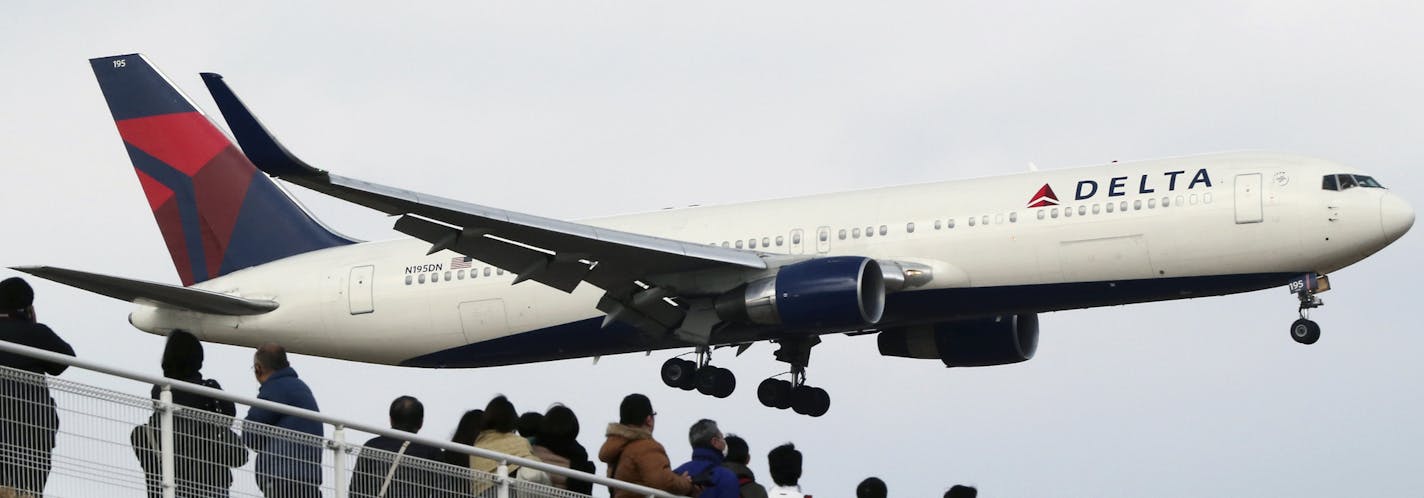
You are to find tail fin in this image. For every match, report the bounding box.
[89,54,353,286]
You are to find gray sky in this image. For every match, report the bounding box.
[3,1,1422,496]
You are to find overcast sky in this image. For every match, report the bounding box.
[2,1,1422,496]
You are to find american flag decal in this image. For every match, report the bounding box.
[451,256,472,269]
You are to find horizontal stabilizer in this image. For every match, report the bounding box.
[11,266,277,316]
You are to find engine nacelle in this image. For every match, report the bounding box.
[877,314,1039,367]
[715,256,885,330]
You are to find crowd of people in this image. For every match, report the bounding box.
[0,276,979,497]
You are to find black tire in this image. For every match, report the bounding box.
[790,385,818,415]
[757,378,791,408]
[806,387,831,417]
[661,358,698,389]
[712,368,737,399]
[1290,318,1321,345]
[695,366,721,396]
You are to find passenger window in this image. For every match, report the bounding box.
[458,270,465,280]
[879,225,888,236]
[776,236,784,246]
[864,226,873,237]
[1092,204,1101,214]
[1037,210,1046,220]
[1322,175,1338,191]
[1148,198,1157,209]
[968,217,977,226]
[906,222,915,233]
[852,228,862,238]
[1105,202,1114,213]
[444,271,452,281]
[818,231,827,242]
[934,220,942,230]
[1175,195,1183,207]
[838,229,847,240]
[1189,194,1198,205]
[497,269,504,276]
[430,272,438,283]
[418,274,427,284]
[994,214,1003,224]
[1134,200,1142,210]
[762,237,770,247]
[1064,207,1072,217]
[1077,206,1086,216]
[749,239,757,249]
[1051,208,1059,219]
[736,240,744,249]
[793,232,803,244]
[981,215,989,225]
[1161,197,1169,207]
[1204,193,1213,203]
[1120,201,1128,212]
[1009,212,1018,223]
[405,275,413,285]
[948,218,956,228]
[484,268,492,277]
[721,241,729,248]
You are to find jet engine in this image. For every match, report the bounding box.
[877,314,1039,367]
[715,256,885,330]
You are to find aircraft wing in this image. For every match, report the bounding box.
[11,266,278,316]
[200,73,769,334]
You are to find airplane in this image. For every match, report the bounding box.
[15,53,1414,417]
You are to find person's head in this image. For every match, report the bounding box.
[724,435,750,465]
[767,443,802,487]
[389,395,424,433]
[857,477,888,498]
[252,343,289,384]
[452,409,484,445]
[518,411,544,439]
[945,485,977,498]
[482,395,518,433]
[618,393,655,429]
[160,330,204,379]
[688,419,725,452]
[0,277,36,322]
[540,404,580,443]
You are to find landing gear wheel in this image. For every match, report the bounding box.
[790,385,830,416]
[1290,318,1321,345]
[695,367,737,398]
[757,378,793,409]
[660,358,698,389]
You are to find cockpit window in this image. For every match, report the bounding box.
[1337,174,1358,190]
[1354,175,1384,188]
[1322,175,1338,191]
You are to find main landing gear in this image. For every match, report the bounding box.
[755,337,831,417]
[1289,273,1328,345]
[660,348,736,398]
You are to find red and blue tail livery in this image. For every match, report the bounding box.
[90,54,352,286]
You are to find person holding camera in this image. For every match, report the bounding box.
[673,419,739,498]
[0,277,76,496]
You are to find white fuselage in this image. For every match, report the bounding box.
[129,152,1412,367]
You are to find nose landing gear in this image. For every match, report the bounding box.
[1288,273,1328,345]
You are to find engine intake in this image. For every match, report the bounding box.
[877,314,1039,367]
[715,256,885,330]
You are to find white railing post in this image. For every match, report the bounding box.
[496,460,510,498]
[333,424,349,498]
[159,385,176,498]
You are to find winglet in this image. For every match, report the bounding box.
[200,73,324,178]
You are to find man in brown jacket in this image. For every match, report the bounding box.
[599,394,694,498]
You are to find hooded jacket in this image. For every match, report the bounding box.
[674,447,739,498]
[598,423,694,498]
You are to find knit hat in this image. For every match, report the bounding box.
[0,277,34,311]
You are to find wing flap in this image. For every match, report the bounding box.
[11,266,277,316]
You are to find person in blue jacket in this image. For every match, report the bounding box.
[673,419,739,498]
[243,343,323,498]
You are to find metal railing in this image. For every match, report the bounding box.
[0,339,687,498]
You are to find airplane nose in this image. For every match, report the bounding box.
[1380,193,1415,244]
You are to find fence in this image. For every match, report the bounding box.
[0,339,686,498]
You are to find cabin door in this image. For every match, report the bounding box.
[348,265,375,315]
[1234,173,1263,224]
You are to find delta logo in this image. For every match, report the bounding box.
[1026,168,1213,208]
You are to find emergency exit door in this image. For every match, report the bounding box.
[1234,173,1263,224]
[348,265,374,314]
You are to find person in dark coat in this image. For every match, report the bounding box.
[722,436,767,498]
[673,419,738,498]
[856,477,886,498]
[433,409,482,498]
[243,343,323,498]
[350,396,443,498]
[0,277,75,496]
[134,330,247,497]
[531,404,595,495]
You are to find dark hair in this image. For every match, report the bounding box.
[483,395,518,433]
[724,435,750,465]
[389,396,424,433]
[254,343,290,371]
[945,485,977,498]
[160,330,204,379]
[0,277,34,314]
[767,443,802,486]
[857,477,887,498]
[518,411,544,439]
[443,409,484,467]
[540,404,580,443]
[618,393,654,425]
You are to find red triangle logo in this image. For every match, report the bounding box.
[1027,184,1059,208]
